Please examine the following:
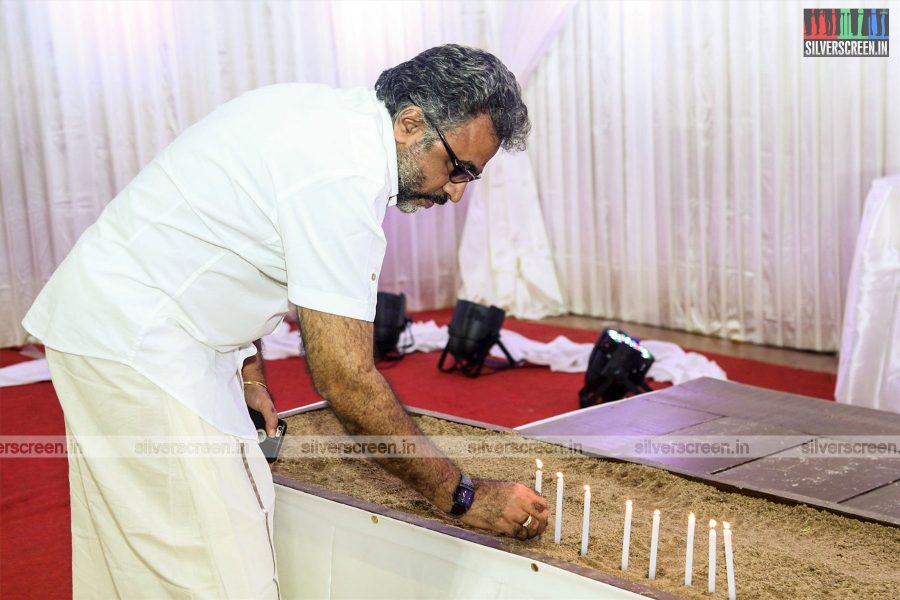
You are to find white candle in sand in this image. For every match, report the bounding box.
[554,472,564,544]
[534,459,543,495]
[648,509,661,579]
[580,485,591,555]
[684,512,696,586]
[708,519,717,593]
[724,521,736,600]
[621,499,633,570]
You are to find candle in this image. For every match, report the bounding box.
[534,459,543,495]
[621,499,633,570]
[554,472,564,544]
[708,519,717,593]
[580,485,591,555]
[648,509,661,579]
[684,512,696,586]
[723,522,736,600]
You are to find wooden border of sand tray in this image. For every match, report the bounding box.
[274,402,678,599]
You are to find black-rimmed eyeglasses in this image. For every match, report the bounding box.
[422,115,482,184]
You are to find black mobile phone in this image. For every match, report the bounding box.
[248,408,287,464]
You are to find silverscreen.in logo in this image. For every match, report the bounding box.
[804,8,889,57]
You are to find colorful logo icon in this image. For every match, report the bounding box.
[804,8,889,57]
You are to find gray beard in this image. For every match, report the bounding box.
[395,136,449,213]
[395,198,421,214]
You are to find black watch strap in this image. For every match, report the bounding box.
[450,473,475,516]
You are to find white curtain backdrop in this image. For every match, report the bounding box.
[3,0,898,353]
[836,175,900,413]
[527,0,900,351]
[456,0,574,319]
[0,0,488,347]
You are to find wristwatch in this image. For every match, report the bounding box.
[450,473,476,516]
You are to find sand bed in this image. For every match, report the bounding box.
[273,410,900,599]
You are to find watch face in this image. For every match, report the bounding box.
[451,475,475,515]
[455,485,475,507]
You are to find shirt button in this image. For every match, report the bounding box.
[371,273,376,281]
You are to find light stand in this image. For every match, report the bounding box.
[579,329,654,408]
[373,292,411,362]
[438,300,517,378]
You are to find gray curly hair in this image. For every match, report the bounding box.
[375,44,530,152]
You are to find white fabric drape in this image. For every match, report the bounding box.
[527,0,900,351]
[0,0,485,347]
[835,175,900,412]
[5,1,899,354]
[457,0,574,319]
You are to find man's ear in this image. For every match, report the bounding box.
[394,105,427,147]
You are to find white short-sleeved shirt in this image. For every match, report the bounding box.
[23,84,399,438]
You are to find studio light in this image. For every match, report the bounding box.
[373,292,411,361]
[578,328,654,408]
[438,300,517,378]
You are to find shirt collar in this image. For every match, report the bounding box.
[376,94,399,206]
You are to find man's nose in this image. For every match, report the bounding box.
[443,181,468,203]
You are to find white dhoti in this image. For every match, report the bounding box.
[46,349,280,600]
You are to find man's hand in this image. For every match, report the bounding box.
[243,382,279,438]
[460,480,549,540]
[241,339,277,437]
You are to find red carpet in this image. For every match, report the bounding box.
[0,311,837,599]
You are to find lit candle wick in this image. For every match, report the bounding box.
[723,521,736,600]
[685,512,696,586]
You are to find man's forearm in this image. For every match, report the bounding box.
[298,307,461,512]
[326,368,461,513]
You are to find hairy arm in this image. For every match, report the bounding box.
[298,307,548,538]
[298,307,459,510]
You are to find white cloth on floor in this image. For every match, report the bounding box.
[640,340,727,385]
[260,322,302,360]
[400,320,451,353]
[490,329,726,384]
[0,357,50,386]
[2,321,726,387]
[489,329,594,372]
